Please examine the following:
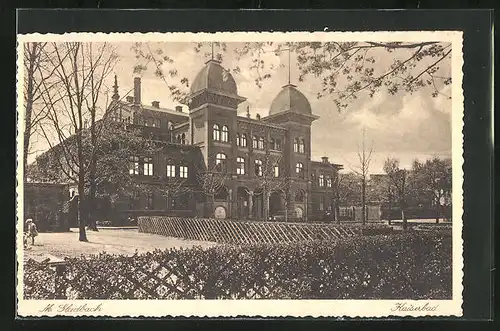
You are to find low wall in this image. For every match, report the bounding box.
[138,216,362,245]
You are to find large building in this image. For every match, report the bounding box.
[32,58,343,222]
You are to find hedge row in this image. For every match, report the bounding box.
[138,216,364,244]
[24,231,451,300]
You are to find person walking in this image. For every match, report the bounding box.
[25,219,38,246]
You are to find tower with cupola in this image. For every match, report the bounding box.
[188,58,246,170]
[262,82,319,219]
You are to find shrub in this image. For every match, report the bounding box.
[23,231,451,300]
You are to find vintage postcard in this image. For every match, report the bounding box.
[16,31,463,317]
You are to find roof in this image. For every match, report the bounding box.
[121,102,189,118]
[269,84,312,116]
[190,59,238,96]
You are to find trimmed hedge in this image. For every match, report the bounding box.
[138,216,363,244]
[24,231,451,300]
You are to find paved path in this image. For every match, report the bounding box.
[24,227,216,261]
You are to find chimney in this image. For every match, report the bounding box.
[256,113,261,120]
[152,101,160,108]
[133,77,141,105]
[175,105,183,112]
[126,96,134,103]
[321,156,329,164]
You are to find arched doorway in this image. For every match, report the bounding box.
[214,186,229,201]
[253,188,264,219]
[269,190,285,219]
[236,186,250,219]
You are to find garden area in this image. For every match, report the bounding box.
[23,217,452,300]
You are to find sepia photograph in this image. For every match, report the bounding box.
[16,31,463,317]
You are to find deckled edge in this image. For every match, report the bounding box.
[15,31,465,318]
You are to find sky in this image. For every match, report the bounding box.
[28,41,453,174]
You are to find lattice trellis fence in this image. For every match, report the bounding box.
[23,232,452,300]
[138,217,361,244]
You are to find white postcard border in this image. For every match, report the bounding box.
[16,31,464,318]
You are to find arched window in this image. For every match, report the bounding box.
[215,153,227,172]
[221,125,229,142]
[181,133,186,145]
[252,136,258,149]
[296,162,304,178]
[258,137,265,150]
[213,124,220,141]
[236,157,245,175]
[240,133,247,147]
[236,133,241,146]
[319,174,325,187]
[299,138,305,153]
[293,138,299,153]
[270,138,275,150]
[255,159,263,176]
[215,186,229,200]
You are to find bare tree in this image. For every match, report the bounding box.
[383,157,414,230]
[37,42,118,241]
[332,172,360,223]
[345,128,374,225]
[254,153,291,221]
[195,157,230,218]
[412,157,452,223]
[23,42,64,175]
[156,177,192,213]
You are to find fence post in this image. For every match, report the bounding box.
[53,262,67,299]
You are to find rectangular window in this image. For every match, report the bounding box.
[274,165,280,177]
[143,157,154,176]
[319,196,324,211]
[236,157,245,175]
[179,166,188,178]
[258,137,265,150]
[129,156,139,175]
[166,164,176,177]
[319,175,325,187]
[275,139,282,151]
[326,176,332,188]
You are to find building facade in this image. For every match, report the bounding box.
[32,58,343,222]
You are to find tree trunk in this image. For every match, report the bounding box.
[87,157,99,231]
[77,180,88,242]
[264,190,270,221]
[435,201,440,224]
[23,44,37,177]
[387,202,392,226]
[361,176,366,225]
[401,208,407,230]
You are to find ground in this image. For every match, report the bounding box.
[24,227,216,262]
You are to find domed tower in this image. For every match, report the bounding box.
[188,58,246,168]
[263,83,319,219]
